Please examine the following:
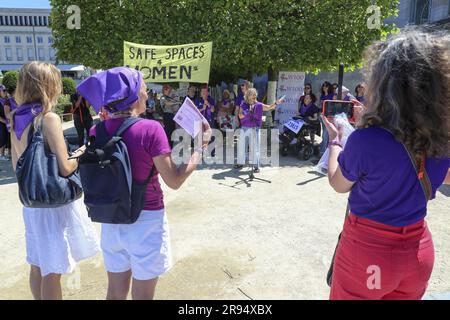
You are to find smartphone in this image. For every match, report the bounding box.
[322,100,355,122]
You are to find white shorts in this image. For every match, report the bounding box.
[101,209,172,281]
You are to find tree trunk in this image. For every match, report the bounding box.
[265,65,278,126]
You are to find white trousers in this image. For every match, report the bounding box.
[237,126,261,167]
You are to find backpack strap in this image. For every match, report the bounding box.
[144,165,156,184]
[116,117,143,137]
[116,117,155,184]
[402,145,433,202]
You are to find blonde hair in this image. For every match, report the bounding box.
[244,88,257,105]
[15,61,62,128]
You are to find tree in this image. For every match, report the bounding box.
[50,0,399,78]
[2,71,19,94]
[62,77,76,95]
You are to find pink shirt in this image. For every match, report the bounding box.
[90,118,171,211]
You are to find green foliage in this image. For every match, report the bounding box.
[62,77,76,95]
[55,94,72,117]
[50,0,399,77]
[2,71,19,93]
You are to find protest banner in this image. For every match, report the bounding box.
[124,41,213,83]
[275,71,305,130]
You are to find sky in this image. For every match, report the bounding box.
[0,0,51,8]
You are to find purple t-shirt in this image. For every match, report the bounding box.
[356,96,366,104]
[90,118,171,211]
[299,103,319,118]
[240,102,263,128]
[338,126,450,227]
[194,96,215,122]
[320,93,334,102]
[235,94,244,108]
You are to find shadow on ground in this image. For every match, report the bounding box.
[0,161,16,185]
[438,185,450,197]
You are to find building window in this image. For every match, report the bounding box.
[19,16,23,26]
[14,16,18,26]
[37,36,43,44]
[39,16,43,26]
[30,16,34,26]
[17,48,23,61]
[38,47,45,60]
[27,36,32,43]
[410,0,430,25]
[28,48,35,60]
[0,16,4,26]
[49,48,56,61]
[16,36,21,43]
[48,37,53,44]
[5,48,13,61]
[43,16,48,26]
[34,16,38,26]
[4,36,10,44]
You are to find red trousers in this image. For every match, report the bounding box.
[330,213,434,300]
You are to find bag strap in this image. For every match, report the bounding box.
[116,117,143,137]
[402,145,433,202]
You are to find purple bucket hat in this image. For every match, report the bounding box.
[76,67,142,113]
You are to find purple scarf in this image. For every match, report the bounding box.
[13,102,43,140]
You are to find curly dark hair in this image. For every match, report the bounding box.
[359,28,450,159]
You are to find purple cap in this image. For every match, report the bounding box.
[76,67,142,113]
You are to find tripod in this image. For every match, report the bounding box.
[235,163,271,186]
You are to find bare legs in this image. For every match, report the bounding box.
[29,265,62,300]
[106,270,158,300]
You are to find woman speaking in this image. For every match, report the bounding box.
[235,88,282,173]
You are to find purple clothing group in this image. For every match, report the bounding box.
[338,126,450,227]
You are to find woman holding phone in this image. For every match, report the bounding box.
[323,29,450,300]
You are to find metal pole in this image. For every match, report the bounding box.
[338,63,344,100]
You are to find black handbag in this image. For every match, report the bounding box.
[326,144,433,287]
[15,123,83,208]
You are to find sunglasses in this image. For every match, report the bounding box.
[305,87,311,90]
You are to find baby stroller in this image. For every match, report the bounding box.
[279,117,321,160]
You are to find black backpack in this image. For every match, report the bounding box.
[78,117,154,224]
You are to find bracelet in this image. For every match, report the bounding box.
[328,140,343,148]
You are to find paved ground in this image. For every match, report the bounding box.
[0,121,449,300]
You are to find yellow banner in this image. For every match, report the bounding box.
[124,41,213,83]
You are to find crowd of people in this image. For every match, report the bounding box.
[0,29,449,301]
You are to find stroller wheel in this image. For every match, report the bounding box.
[300,144,313,161]
[281,145,289,156]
